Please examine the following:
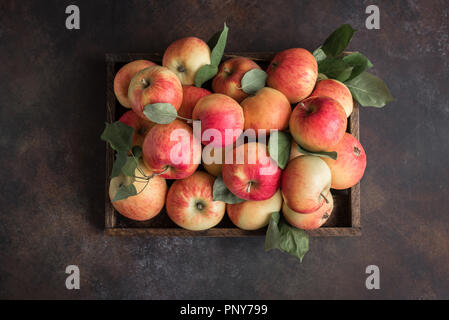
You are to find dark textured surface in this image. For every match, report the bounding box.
[0,0,448,299]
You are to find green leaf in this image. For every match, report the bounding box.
[101,121,133,152]
[265,212,310,262]
[122,156,138,176]
[265,212,281,251]
[111,151,128,178]
[121,145,143,177]
[143,103,178,124]
[278,218,309,262]
[194,64,219,88]
[268,131,291,169]
[212,174,245,204]
[345,72,394,107]
[322,24,356,57]
[313,47,327,62]
[112,183,137,202]
[131,146,142,158]
[240,69,268,94]
[296,143,337,160]
[335,66,353,82]
[318,57,350,80]
[343,52,373,81]
[210,23,229,66]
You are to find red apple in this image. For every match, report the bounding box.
[227,189,282,230]
[310,79,353,117]
[178,85,211,120]
[128,65,183,120]
[222,142,281,201]
[119,110,155,147]
[109,160,167,221]
[166,171,225,231]
[212,57,262,102]
[113,60,157,108]
[241,87,291,132]
[282,191,333,230]
[289,96,347,152]
[162,37,211,85]
[142,120,201,179]
[281,155,331,213]
[192,93,244,148]
[322,133,367,189]
[266,48,318,103]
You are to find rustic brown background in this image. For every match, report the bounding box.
[0,0,448,299]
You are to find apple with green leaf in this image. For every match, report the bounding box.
[109,160,167,221]
[166,171,225,231]
[212,57,261,102]
[128,65,183,120]
[162,37,211,85]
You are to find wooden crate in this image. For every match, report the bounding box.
[105,53,361,237]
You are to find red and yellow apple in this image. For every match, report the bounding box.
[282,190,333,230]
[241,87,291,132]
[322,133,367,189]
[142,120,201,179]
[192,93,244,148]
[202,146,225,177]
[212,57,261,102]
[222,142,281,201]
[118,110,155,147]
[109,160,167,221]
[162,37,211,85]
[166,171,225,231]
[227,189,282,230]
[310,79,353,117]
[289,96,347,152]
[266,48,318,103]
[128,66,183,120]
[281,155,331,213]
[178,85,211,120]
[113,60,157,108]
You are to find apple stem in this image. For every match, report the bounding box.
[134,179,150,196]
[246,182,252,193]
[320,192,329,204]
[132,166,169,195]
[141,78,149,87]
[130,151,146,177]
[176,115,194,123]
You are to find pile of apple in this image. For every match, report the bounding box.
[102,24,392,261]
